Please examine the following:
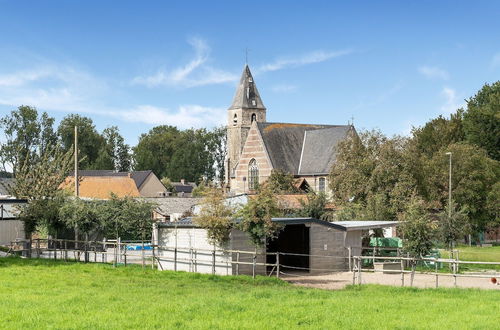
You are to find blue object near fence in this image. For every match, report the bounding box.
[126,244,153,251]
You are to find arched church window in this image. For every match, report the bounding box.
[251,113,256,123]
[233,113,237,125]
[318,177,326,192]
[248,159,259,190]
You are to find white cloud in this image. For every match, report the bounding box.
[271,84,297,93]
[418,66,449,80]
[0,64,225,129]
[114,104,225,128]
[131,38,238,88]
[491,52,500,68]
[440,87,464,114]
[257,49,352,73]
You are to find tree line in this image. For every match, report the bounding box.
[329,81,499,247]
[0,107,226,184]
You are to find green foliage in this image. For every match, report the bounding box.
[412,110,465,158]
[192,180,209,197]
[194,188,233,247]
[133,125,226,183]
[160,177,174,192]
[463,81,500,161]
[266,169,299,193]
[99,194,156,240]
[297,192,327,219]
[0,105,57,174]
[58,114,105,169]
[238,185,284,247]
[426,143,499,231]
[399,197,436,257]
[437,202,470,250]
[59,198,102,235]
[329,130,415,221]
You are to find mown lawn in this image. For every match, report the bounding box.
[0,258,498,329]
[439,245,500,271]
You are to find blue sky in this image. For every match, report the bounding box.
[1,1,499,145]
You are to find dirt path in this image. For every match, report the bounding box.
[282,272,500,290]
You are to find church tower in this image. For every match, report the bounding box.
[226,65,266,186]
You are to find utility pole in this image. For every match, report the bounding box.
[74,126,79,251]
[445,152,452,217]
[74,126,79,197]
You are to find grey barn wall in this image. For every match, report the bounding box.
[230,229,266,275]
[0,220,24,245]
[309,223,347,274]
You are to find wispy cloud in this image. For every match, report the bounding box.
[418,66,449,80]
[115,104,225,128]
[0,64,226,129]
[271,84,298,93]
[131,38,238,88]
[257,49,352,73]
[353,83,403,111]
[440,87,464,114]
[491,52,500,68]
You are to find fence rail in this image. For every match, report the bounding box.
[6,239,500,288]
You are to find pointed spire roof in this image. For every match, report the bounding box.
[228,65,266,110]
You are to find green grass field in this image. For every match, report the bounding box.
[439,245,500,271]
[0,258,499,329]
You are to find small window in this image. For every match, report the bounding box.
[248,159,259,190]
[251,113,256,122]
[248,77,253,82]
[319,177,326,192]
[252,100,256,106]
[233,113,237,125]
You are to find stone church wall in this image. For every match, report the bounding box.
[231,124,273,194]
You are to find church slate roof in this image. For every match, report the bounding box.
[298,126,352,175]
[228,65,266,110]
[256,122,352,176]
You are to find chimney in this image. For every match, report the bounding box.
[180,179,185,185]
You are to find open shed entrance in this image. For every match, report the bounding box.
[267,224,310,273]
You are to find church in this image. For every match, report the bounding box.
[226,65,355,195]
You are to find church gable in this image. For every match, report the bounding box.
[232,123,273,193]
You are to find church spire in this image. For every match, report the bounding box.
[229,65,266,110]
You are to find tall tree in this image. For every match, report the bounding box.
[133,125,180,179]
[57,114,106,169]
[0,106,57,175]
[463,81,500,161]
[101,126,131,172]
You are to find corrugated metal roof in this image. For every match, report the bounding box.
[331,221,399,231]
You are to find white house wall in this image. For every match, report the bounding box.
[157,227,232,275]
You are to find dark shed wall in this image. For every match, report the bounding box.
[230,229,266,275]
[309,223,346,274]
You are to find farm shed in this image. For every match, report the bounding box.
[155,218,398,276]
[0,199,27,245]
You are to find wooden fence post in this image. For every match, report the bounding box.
[212,249,216,275]
[124,246,127,267]
[400,257,405,287]
[252,253,256,279]
[352,257,356,285]
[348,247,352,272]
[453,260,457,287]
[141,240,145,269]
[152,245,156,270]
[435,258,439,288]
[276,252,280,278]
[236,252,240,275]
[36,239,40,258]
[410,260,415,287]
[357,257,362,285]
[64,241,68,261]
[174,248,177,272]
